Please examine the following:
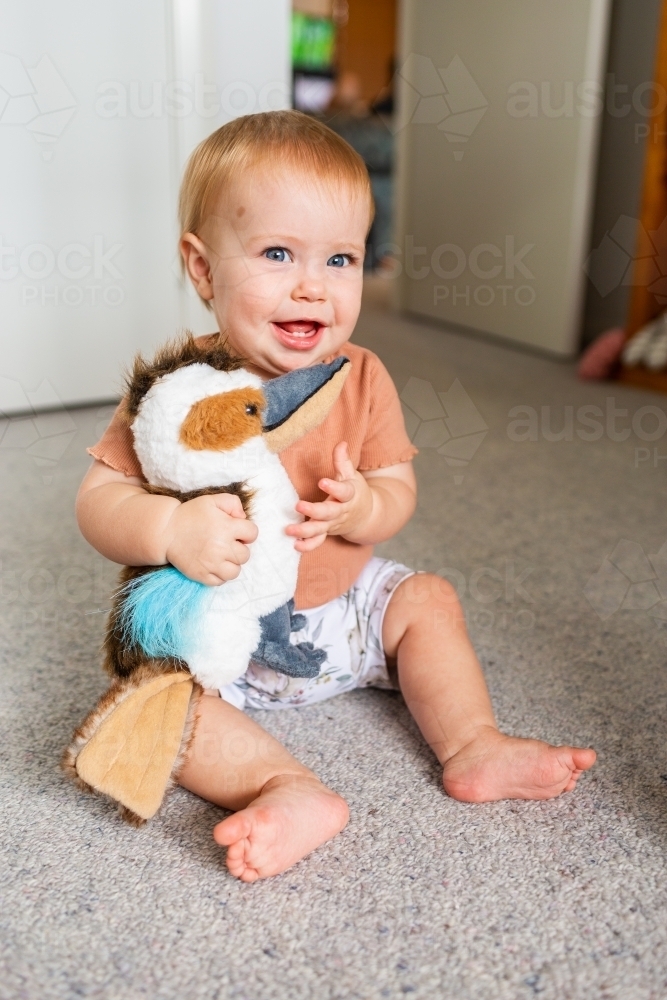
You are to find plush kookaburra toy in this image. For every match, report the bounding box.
[63,334,350,825]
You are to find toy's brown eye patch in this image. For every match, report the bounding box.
[180,387,265,451]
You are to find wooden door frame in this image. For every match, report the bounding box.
[619,0,667,389]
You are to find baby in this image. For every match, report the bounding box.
[77,110,596,881]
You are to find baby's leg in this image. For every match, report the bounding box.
[382,575,596,801]
[178,695,348,881]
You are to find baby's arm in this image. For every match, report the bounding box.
[76,459,258,583]
[286,441,416,552]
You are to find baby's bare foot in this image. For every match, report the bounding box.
[443,726,596,802]
[213,773,349,882]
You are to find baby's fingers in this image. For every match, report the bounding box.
[294,533,327,553]
[199,560,243,585]
[288,519,330,540]
[319,477,355,503]
[294,498,341,521]
[213,492,246,519]
[230,517,259,544]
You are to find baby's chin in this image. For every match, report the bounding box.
[254,359,320,379]
[222,327,350,378]
[260,335,350,375]
[236,351,327,380]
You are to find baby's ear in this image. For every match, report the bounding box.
[262,358,351,453]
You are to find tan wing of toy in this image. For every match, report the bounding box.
[63,669,201,824]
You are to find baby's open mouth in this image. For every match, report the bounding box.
[272,320,324,350]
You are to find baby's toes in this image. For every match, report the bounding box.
[241,831,285,879]
[220,809,283,879]
[237,864,261,883]
[226,853,249,879]
[214,812,251,847]
[553,747,595,793]
[554,748,595,783]
[570,747,597,771]
[221,835,249,874]
[226,854,260,882]
[223,834,269,882]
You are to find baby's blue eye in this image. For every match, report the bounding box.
[327,254,350,268]
[264,247,289,262]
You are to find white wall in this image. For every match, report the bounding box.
[0,0,291,414]
[168,0,292,332]
[394,0,612,357]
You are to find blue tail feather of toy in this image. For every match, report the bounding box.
[117,566,208,661]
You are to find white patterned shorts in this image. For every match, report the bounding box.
[218,557,415,711]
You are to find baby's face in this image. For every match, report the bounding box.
[189,167,369,377]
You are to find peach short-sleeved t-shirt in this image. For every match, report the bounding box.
[87,337,417,609]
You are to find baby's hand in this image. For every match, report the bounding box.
[287,441,372,552]
[164,493,258,585]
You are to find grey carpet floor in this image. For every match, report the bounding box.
[2,282,667,1000]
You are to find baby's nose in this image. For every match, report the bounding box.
[292,272,326,301]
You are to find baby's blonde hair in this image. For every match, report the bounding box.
[179,109,374,253]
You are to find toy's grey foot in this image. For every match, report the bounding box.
[287,598,308,633]
[252,602,327,678]
[252,640,324,678]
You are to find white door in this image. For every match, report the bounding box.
[0,0,290,414]
[394,0,612,356]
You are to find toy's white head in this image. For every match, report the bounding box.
[130,348,350,493]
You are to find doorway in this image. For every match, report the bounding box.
[291,0,398,270]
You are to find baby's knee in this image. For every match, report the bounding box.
[387,573,465,638]
[395,572,461,610]
[384,573,465,653]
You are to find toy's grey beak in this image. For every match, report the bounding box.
[262,357,351,453]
